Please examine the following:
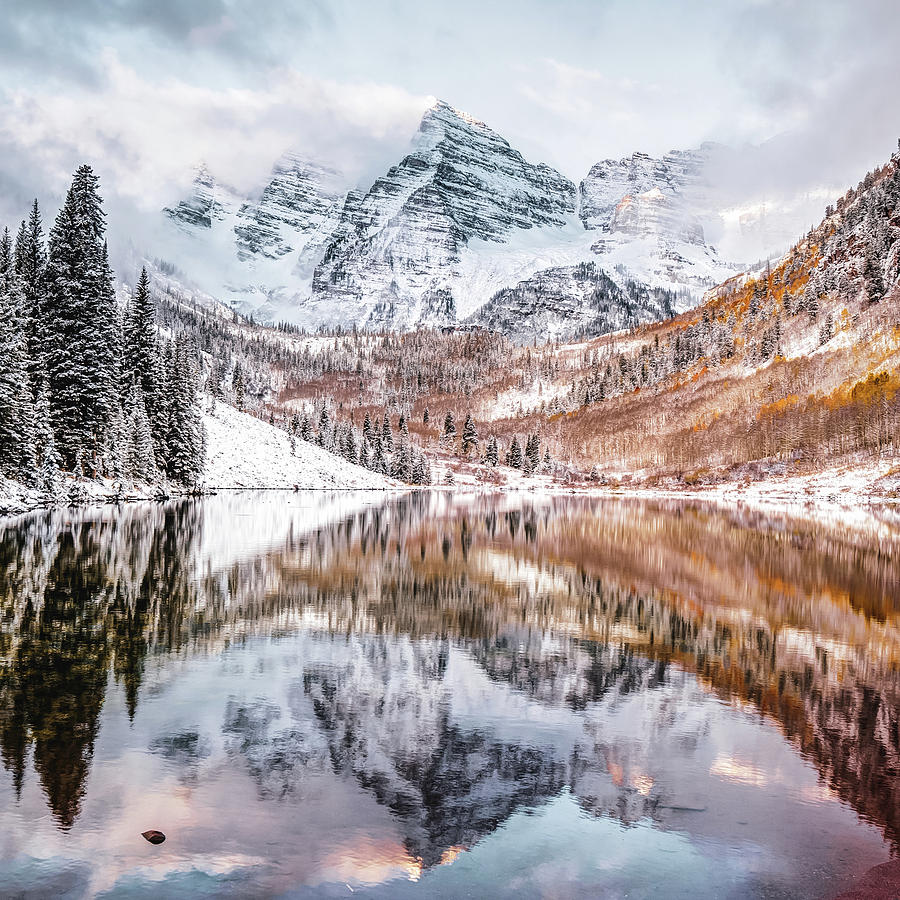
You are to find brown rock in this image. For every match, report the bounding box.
[141,830,166,845]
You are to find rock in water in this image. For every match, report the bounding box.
[141,830,166,844]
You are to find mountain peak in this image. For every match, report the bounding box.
[425,98,487,128]
[417,98,501,151]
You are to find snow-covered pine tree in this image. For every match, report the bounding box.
[165,335,205,485]
[43,166,120,474]
[232,361,246,411]
[381,414,394,453]
[124,267,160,421]
[864,248,885,304]
[461,413,478,456]
[441,411,456,447]
[484,435,499,466]
[15,200,47,395]
[0,228,35,479]
[525,434,540,473]
[506,436,523,469]
[31,375,61,494]
[124,383,157,481]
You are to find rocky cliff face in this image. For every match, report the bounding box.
[579,148,710,231]
[164,163,244,231]
[156,106,738,334]
[575,146,735,303]
[301,100,577,329]
[233,153,344,261]
[466,262,676,343]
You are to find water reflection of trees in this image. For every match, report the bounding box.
[0,493,898,856]
[0,502,206,826]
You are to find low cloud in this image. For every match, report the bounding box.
[0,50,429,228]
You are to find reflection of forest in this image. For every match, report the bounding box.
[1,493,899,863]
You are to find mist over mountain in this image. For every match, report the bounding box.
[148,100,752,336]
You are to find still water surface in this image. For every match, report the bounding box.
[1,491,899,898]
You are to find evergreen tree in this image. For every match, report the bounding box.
[123,384,157,481]
[32,375,61,494]
[484,435,499,466]
[15,200,47,393]
[232,363,246,411]
[0,229,35,478]
[525,434,540,472]
[43,166,120,473]
[363,411,373,443]
[442,411,456,445]
[864,249,885,304]
[381,414,394,452]
[372,439,386,474]
[124,268,159,406]
[462,413,478,456]
[165,336,205,485]
[506,436,523,469]
[423,407,430,425]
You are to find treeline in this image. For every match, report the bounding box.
[438,410,550,477]
[560,142,900,477]
[280,404,432,484]
[0,166,204,493]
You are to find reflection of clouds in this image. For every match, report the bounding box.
[710,755,770,788]
[2,491,899,895]
[318,836,424,886]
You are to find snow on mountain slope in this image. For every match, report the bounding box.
[159,154,349,322]
[233,153,344,261]
[465,261,676,344]
[153,103,742,334]
[203,399,393,489]
[301,99,577,329]
[578,146,737,308]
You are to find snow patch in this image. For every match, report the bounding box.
[202,399,394,490]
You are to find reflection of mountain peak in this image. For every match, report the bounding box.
[1,491,900,863]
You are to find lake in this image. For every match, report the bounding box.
[1,491,899,898]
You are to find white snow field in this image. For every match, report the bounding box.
[202,398,394,490]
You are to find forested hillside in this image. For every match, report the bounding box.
[176,141,900,487]
[4,139,899,501]
[0,167,204,498]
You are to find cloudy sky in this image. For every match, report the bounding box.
[1,0,899,259]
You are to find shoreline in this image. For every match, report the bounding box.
[3,459,899,524]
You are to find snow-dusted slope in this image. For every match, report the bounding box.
[160,154,348,322]
[465,261,676,343]
[578,147,737,306]
[300,100,577,329]
[233,153,344,261]
[203,399,392,489]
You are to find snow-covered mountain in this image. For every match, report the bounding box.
[465,262,677,343]
[155,101,739,335]
[302,100,577,329]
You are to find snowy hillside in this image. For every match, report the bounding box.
[203,398,394,490]
[151,101,742,336]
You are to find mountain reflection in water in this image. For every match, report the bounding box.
[1,491,899,899]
